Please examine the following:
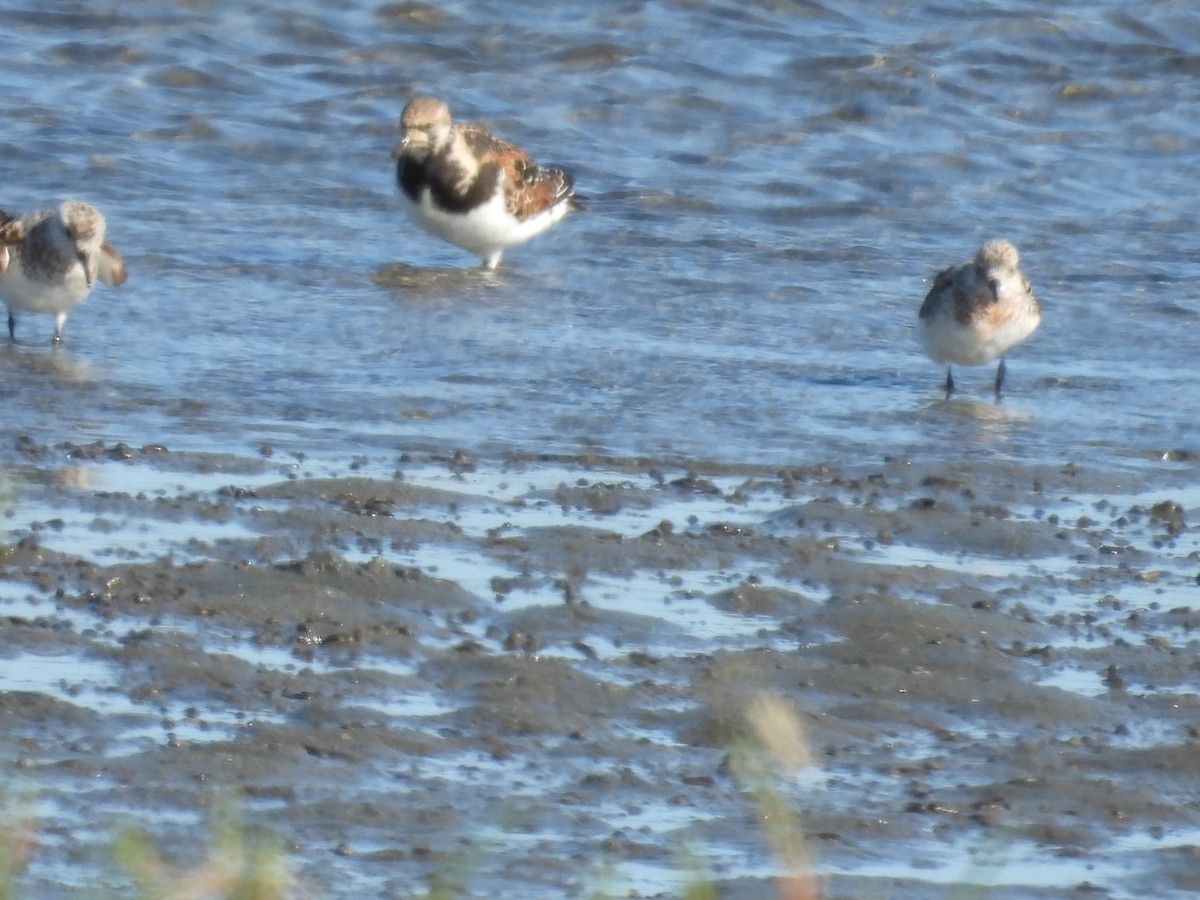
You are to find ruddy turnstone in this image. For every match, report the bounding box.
[0,200,127,343]
[394,96,577,269]
[918,238,1041,399]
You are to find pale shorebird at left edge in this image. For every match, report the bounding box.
[0,200,127,343]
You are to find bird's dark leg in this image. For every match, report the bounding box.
[7,312,14,341]
[994,358,1007,401]
[943,366,955,399]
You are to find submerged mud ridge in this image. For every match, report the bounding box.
[2,440,1200,897]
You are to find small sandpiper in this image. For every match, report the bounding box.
[0,200,127,343]
[393,96,577,269]
[918,238,1041,399]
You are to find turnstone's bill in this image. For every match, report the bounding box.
[918,238,1041,399]
[0,200,127,343]
[394,96,577,269]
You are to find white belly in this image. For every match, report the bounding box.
[920,308,1040,367]
[0,261,91,315]
[402,187,568,261]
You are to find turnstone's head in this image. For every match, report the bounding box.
[398,96,453,160]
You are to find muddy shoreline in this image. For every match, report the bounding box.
[2,438,1199,897]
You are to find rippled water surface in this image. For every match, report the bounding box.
[0,0,1196,466]
[3,0,1200,896]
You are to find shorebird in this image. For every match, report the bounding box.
[918,238,1040,399]
[393,96,577,269]
[0,200,127,343]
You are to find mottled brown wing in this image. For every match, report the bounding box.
[0,210,23,275]
[98,240,128,287]
[507,160,573,221]
[463,125,574,221]
[918,265,957,320]
[1023,275,1039,313]
[0,209,25,246]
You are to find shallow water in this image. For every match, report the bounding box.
[3,0,1200,897]
[2,0,1198,467]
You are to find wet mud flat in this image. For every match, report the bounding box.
[1,435,1199,898]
